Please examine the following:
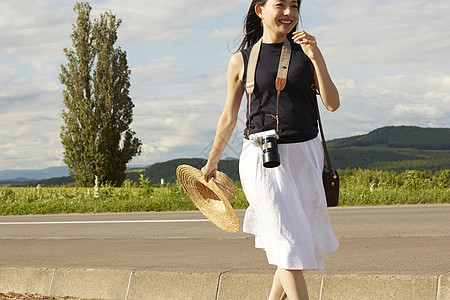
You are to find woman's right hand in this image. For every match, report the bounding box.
[201,162,218,182]
[201,52,244,183]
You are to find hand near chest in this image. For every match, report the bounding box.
[292,31,322,61]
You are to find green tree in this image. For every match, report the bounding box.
[60,2,141,187]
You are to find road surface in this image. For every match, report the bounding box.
[0,204,449,274]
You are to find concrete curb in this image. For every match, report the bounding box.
[0,267,449,300]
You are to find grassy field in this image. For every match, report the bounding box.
[0,169,448,215]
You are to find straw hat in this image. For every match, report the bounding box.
[176,164,240,233]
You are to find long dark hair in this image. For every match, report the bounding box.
[237,0,301,51]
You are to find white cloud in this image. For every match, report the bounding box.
[305,0,450,71]
[0,1,71,74]
[210,25,243,39]
[391,103,443,119]
[299,0,450,139]
[91,0,248,43]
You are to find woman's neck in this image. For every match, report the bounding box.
[262,31,287,44]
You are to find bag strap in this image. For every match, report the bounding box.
[246,38,291,136]
[310,65,334,174]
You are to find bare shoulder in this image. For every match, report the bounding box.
[228,52,244,82]
[229,52,244,66]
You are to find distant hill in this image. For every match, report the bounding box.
[9,176,76,187]
[137,158,240,183]
[328,126,450,150]
[327,126,450,171]
[0,166,69,181]
[5,126,449,186]
[0,178,31,185]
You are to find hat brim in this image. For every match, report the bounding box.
[176,165,240,233]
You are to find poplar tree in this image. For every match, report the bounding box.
[60,2,141,187]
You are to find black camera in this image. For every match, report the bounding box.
[249,130,280,168]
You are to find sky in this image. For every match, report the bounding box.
[0,0,449,171]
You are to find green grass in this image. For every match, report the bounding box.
[0,183,196,215]
[0,169,449,215]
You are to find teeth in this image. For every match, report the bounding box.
[280,20,292,24]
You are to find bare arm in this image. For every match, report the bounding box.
[201,52,245,181]
[293,31,340,112]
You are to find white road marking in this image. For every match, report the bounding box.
[0,219,210,225]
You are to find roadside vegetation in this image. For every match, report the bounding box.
[0,169,448,216]
[338,169,449,206]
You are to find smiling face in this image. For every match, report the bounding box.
[256,0,299,42]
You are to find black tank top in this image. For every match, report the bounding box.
[241,40,318,144]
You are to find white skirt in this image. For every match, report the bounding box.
[239,136,339,271]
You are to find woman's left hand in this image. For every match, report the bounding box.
[292,31,320,61]
[293,31,340,111]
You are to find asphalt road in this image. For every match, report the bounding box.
[0,204,449,274]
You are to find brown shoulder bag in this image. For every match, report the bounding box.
[310,66,339,207]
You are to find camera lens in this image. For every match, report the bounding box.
[262,136,280,168]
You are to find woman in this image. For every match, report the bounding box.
[202,0,339,299]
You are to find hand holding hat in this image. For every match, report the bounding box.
[201,162,217,182]
[176,165,240,233]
